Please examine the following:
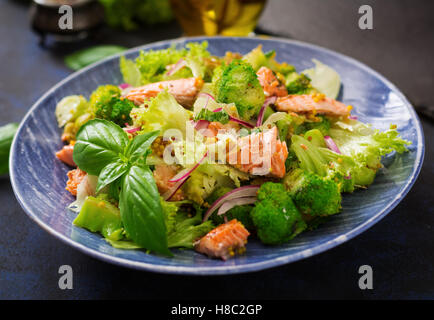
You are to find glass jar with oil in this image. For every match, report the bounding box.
[170,0,267,36]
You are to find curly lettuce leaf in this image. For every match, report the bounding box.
[120,42,211,85]
[131,90,192,136]
[290,122,411,189]
[329,121,411,170]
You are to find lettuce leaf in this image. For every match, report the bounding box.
[131,90,192,136]
[302,59,341,99]
[329,121,411,170]
[290,121,411,189]
[120,42,212,85]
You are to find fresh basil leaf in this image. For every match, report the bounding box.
[73,119,128,175]
[65,45,127,71]
[124,130,160,166]
[119,165,171,256]
[96,159,129,193]
[0,122,18,175]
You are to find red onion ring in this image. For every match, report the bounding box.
[199,92,216,101]
[256,96,277,127]
[217,197,257,216]
[119,83,131,89]
[169,151,208,183]
[229,116,254,128]
[324,136,341,154]
[163,176,190,201]
[166,58,187,76]
[203,185,260,222]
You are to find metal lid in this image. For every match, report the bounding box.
[33,0,94,7]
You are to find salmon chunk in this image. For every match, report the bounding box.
[56,144,76,167]
[276,94,350,117]
[153,164,185,201]
[256,66,288,97]
[66,168,86,196]
[124,77,203,107]
[194,219,250,260]
[228,126,288,178]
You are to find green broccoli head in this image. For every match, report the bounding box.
[216,60,265,120]
[90,85,134,126]
[285,73,314,95]
[206,187,255,231]
[299,115,331,136]
[250,182,306,245]
[283,169,341,217]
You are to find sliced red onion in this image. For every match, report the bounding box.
[124,126,141,134]
[229,116,254,128]
[256,96,277,127]
[163,176,190,201]
[324,136,341,154]
[166,58,187,76]
[194,120,210,131]
[348,115,358,120]
[217,197,257,216]
[119,83,131,89]
[205,105,254,128]
[199,92,216,101]
[344,174,352,180]
[169,151,208,183]
[203,185,260,222]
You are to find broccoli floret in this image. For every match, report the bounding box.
[301,115,331,136]
[215,60,265,120]
[167,210,215,249]
[194,108,230,124]
[206,187,255,231]
[250,182,306,245]
[283,169,341,217]
[89,85,134,126]
[285,73,313,95]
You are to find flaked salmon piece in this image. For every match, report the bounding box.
[228,126,288,178]
[276,94,350,117]
[256,66,288,97]
[56,144,76,167]
[124,77,203,107]
[194,219,249,260]
[153,164,185,201]
[66,168,86,196]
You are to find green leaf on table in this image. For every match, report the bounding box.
[73,119,128,175]
[119,165,171,256]
[65,45,127,71]
[0,123,19,175]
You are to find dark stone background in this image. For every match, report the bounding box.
[0,0,432,299]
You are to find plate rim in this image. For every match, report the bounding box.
[9,36,425,275]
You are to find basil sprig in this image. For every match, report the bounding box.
[72,119,171,255]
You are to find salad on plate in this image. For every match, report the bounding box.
[54,41,410,260]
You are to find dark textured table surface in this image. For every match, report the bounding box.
[0,0,433,299]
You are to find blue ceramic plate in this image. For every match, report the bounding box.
[10,37,424,275]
